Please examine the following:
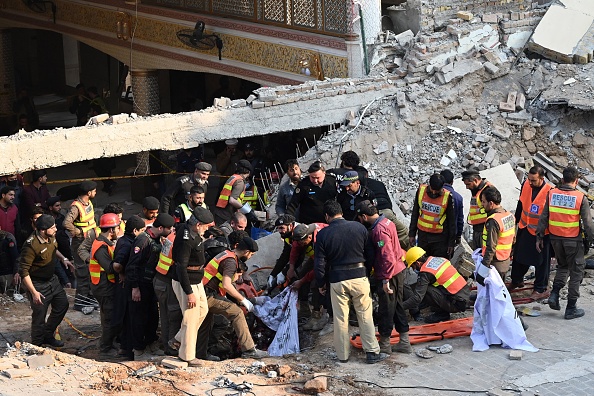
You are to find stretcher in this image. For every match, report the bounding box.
[349,316,474,348]
[470,282,536,305]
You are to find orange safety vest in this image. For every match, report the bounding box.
[420,256,466,295]
[468,181,492,225]
[518,181,552,235]
[216,175,241,209]
[417,184,450,233]
[89,240,115,284]
[548,188,583,238]
[201,250,238,296]
[156,232,176,275]
[482,211,515,260]
[72,200,96,236]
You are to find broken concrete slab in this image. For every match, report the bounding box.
[3,369,33,379]
[27,354,54,369]
[483,61,499,75]
[436,60,484,84]
[509,350,523,360]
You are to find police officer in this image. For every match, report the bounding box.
[19,215,70,347]
[160,162,211,215]
[286,161,337,225]
[402,246,470,323]
[336,171,375,221]
[139,196,160,226]
[126,213,175,357]
[63,180,97,313]
[536,166,594,320]
[174,185,207,224]
[409,174,456,258]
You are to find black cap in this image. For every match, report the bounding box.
[307,161,322,173]
[292,223,315,241]
[275,214,296,227]
[36,214,55,230]
[153,213,175,228]
[195,162,212,171]
[340,170,359,186]
[142,196,160,210]
[236,159,253,174]
[237,236,258,252]
[125,215,146,234]
[46,196,61,207]
[244,142,256,150]
[190,207,214,225]
[80,180,97,193]
[461,168,481,179]
[355,200,376,216]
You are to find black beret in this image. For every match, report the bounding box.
[195,162,212,171]
[275,214,296,227]
[46,196,61,207]
[236,159,253,173]
[125,215,146,233]
[292,223,315,241]
[153,213,175,228]
[142,196,160,210]
[36,214,55,230]
[80,180,97,193]
[237,236,258,252]
[461,168,481,179]
[190,207,214,225]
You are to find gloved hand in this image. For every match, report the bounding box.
[276,272,286,285]
[267,275,275,289]
[240,298,254,312]
[239,203,259,224]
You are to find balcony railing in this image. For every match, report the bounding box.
[142,0,349,36]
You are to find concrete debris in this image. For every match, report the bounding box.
[26,354,54,369]
[509,350,523,360]
[213,97,231,107]
[161,358,188,369]
[304,373,328,394]
[3,369,33,379]
[484,62,500,75]
[563,78,576,85]
[456,11,473,21]
[415,349,434,359]
[373,141,389,155]
[436,60,484,85]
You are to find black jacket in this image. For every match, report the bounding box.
[286,176,337,224]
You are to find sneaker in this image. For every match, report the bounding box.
[242,348,268,359]
[146,341,163,355]
[311,312,329,331]
[366,352,388,364]
[43,337,64,348]
[73,304,94,315]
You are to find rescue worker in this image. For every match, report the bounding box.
[19,215,70,347]
[290,222,329,327]
[213,159,256,226]
[408,174,456,258]
[160,162,211,215]
[239,176,268,212]
[511,166,553,299]
[314,200,386,364]
[461,169,493,249]
[139,196,160,227]
[63,180,97,313]
[475,186,515,284]
[89,213,120,355]
[153,221,182,356]
[267,214,298,289]
[336,171,376,221]
[356,200,411,354]
[168,207,212,366]
[111,215,146,360]
[126,213,175,357]
[275,159,302,216]
[219,212,247,238]
[536,167,594,319]
[402,246,470,323]
[286,161,337,225]
[174,185,207,224]
[201,234,268,359]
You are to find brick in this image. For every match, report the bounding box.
[509,350,523,360]
[507,91,518,105]
[250,100,265,109]
[27,354,54,369]
[3,369,33,378]
[482,14,498,23]
[510,12,520,20]
[456,11,473,21]
[515,93,526,110]
[245,94,256,104]
[484,61,500,74]
[161,358,189,369]
[397,91,406,108]
[278,365,292,377]
[499,102,515,112]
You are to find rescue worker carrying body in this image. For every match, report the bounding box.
[461,168,494,249]
[174,185,207,224]
[408,174,456,258]
[213,160,257,226]
[89,213,120,355]
[402,246,470,323]
[267,214,299,290]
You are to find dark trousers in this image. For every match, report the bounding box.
[153,275,182,347]
[551,239,585,302]
[511,232,551,292]
[472,224,484,250]
[111,280,128,350]
[425,286,467,314]
[196,312,215,359]
[72,237,90,301]
[28,275,68,345]
[126,282,159,351]
[417,231,450,258]
[95,294,116,351]
[376,271,409,337]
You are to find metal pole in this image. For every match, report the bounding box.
[358,4,370,76]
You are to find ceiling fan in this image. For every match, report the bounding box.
[176,21,224,60]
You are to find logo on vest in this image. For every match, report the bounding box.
[421,201,441,215]
[425,257,445,270]
[501,214,515,231]
[161,239,173,256]
[551,193,577,209]
[530,204,540,214]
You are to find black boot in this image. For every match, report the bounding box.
[548,288,561,311]
[564,299,585,320]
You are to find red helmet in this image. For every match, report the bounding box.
[99,213,120,228]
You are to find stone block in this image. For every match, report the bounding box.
[475,134,490,143]
[304,374,328,394]
[482,14,498,23]
[230,99,247,108]
[483,51,500,65]
[257,90,277,101]
[484,148,498,164]
[515,93,526,110]
[457,11,474,21]
[397,91,406,108]
[109,114,129,125]
[3,369,33,378]
[251,101,265,109]
[484,62,500,74]
[161,358,188,369]
[499,102,515,112]
[27,354,54,369]
[493,126,511,139]
[509,350,523,360]
[507,91,517,105]
[507,110,532,122]
[213,97,231,107]
[246,94,256,104]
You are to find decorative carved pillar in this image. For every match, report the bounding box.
[0,30,16,120]
[345,33,364,78]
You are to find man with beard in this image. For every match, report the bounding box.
[21,170,50,233]
[139,197,160,227]
[275,159,302,217]
[161,162,211,215]
[267,214,298,290]
[174,185,207,224]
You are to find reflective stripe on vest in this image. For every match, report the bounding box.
[201,250,238,296]
[482,211,515,260]
[216,175,240,208]
[417,184,450,233]
[179,203,193,222]
[89,240,115,284]
[420,256,466,295]
[156,232,176,275]
[548,188,583,237]
[239,185,259,209]
[73,200,96,236]
[518,182,552,235]
[468,182,492,225]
